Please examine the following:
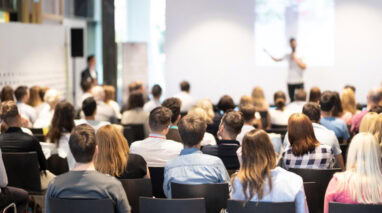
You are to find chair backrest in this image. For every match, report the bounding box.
[47,154,69,176]
[49,198,114,213]
[266,127,287,141]
[303,182,321,213]
[139,197,206,213]
[226,199,295,213]
[120,179,152,213]
[30,128,43,135]
[329,202,382,213]
[171,183,229,213]
[288,168,341,189]
[340,144,349,164]
[123,124,145,146]
[2,152,41,192]
[148,167,166,198]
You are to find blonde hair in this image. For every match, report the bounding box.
[94,125,129,177]
[27,86,42,107]
[188,107,208,123]
[334,133,382,204]
[251,86,268,111]
[239,96,253,107]
[370,114,382,147]
[341,88,357,115]
[195,99,214,124]
[103,85,116,104]
[359,112,378,133]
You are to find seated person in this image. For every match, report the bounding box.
[231,129,308,213]
[269,91,292,126]
[187,108,217,146]
[308,86,321,103]
[236,104,256,144]
[144,84,162,112]
[252,86,271,129]
[15,86,37,125]
[163,114,230,198]
[33,89,60,128]
[0,101,54,189]
[103,85,122,119]
[75,97,110,132]
[130,107,183,168]
[162,97,182,142]
[45,124,131,213]
[286,89,307,114]
[202,111,244,170]
[324,133,382,213]
[121,91,150,137]
[174,81,196,113]
[282,113,335,169]
[91,86,117,123]
[95,125,149,179]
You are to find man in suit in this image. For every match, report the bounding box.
[81,55,97,86]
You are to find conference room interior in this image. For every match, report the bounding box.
[1,0,382,213]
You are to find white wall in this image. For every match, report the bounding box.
[165,0,382,104]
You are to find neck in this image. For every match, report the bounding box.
[321,111,332,117]
[185,144,201,149]
[72,162,95,171]
[221,134,235,141]
[85,115,95,120]
[150,131,166,136]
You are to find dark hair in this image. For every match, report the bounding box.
[295,89,307,101]
[320,91,335,112]
[14,86,28,102]
[81,80,93,92]
[0,101,19,124]
[217,95,235,113]
[180,81,190,92]
[87,55,95,63]
[149,107,172,132]
[370,105,382,114]
[289,37,296,43]
[178,114,207,147]
[274,91,286,110]
[127,91,144,110]
[69,124,96,163]
[288,113,319,156]
[39,87,49,101]
[344,85,356,93]
[331,91,343,117]
[162,98,181,123]
[239,104,256,123]
[222,111,244,136]
[302,103,321,123]
[1,86,14,102]
[47,101,75,145]
[152,84,162,98]
[309,87,321,103]
[82,97,97,116]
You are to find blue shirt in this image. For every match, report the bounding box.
[163,148,230,198]
[320,117,350,140]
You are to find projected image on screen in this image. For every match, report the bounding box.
[255,0,334,66]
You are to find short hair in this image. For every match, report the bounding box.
[289,37,296,43]
[309,87,321,103]
[127,91,144,110]
[81,80,93,92]
[14,86,28,102]
[320,91,335,112]
[69,124,96,163]
[91,86,105,102]
[368,87,382,105]
[239,104,256,123]
[162,98,181,123]
[217,95,235,113]
[222,111,244,136]
[178,114,207,147]
[180,81,190,92]
[82,97,97,116]
[128,81,143,93]
[295,89,307,101]
[1,86,14,102]
[152,84,162,98]
[149,107,172,132]
[87,55,95,63]
[274,91,286,109]
[0,101,19,123]
[302,103,321,123]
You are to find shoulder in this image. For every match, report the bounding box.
[273,167,303,185]
[164,139,184,149]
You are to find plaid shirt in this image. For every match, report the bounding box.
[282,144,335,169]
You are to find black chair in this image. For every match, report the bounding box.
[303,182,321,213]
[271,124,288,129]
[148,167,166,198]
[227,199,295,213]
[171,183,229,213]
[329,202,382,213]
[47,154,69,175]
[2,152,42,193]
[123,124,145,146]
[30,128,43,135]
[140,197,206,213]
[266,128,287,141]
[120,179,152,213]
[49,198,114,213]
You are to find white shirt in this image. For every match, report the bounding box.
[174,92,196,113]
[17,102,37,124]
[130,134,183,167]
[74,119,110,132]
[121,108,150,137]
[200,132,217,146]
[270,109,292,126]
[286,101,306,114]
[284,53,304,84]
[236,124,255,145]
[57,133,76,170]
[143,99,161,112]
[33,107,54,128]
[108,100,122,119]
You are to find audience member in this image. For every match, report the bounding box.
[0,86,14,102]
[128,81,144,93]
[144,84,162,112]
[231,129,308,213]
[45,124,131,213]
[282,113,335,169]
[331,91,344,118]
[239,95,253,107]
[27,86,43,113]
[308,86,321,103]
[130,107,183,167]
[33,89,61,128]
[15,86,37,124]
[202,111,243,170]
[103,85,122,119]
[324,133,382,213]
[175,81,196,113]
[269,91,291,126]
[286,89,307,114]
[162,97,182,142]
[122,91,150,136]
[91,86,117,123]
[163,114,230,198]
[320,91,350,142]
[370,114,382,147]
[187,108,217,146]
[359,112,378,133]
[236,104,256,144]
[80,79,94,106]
[75,97,110,131]
[251,86,270,129]
[340,88,358,126]
[95,125,148,179]
[195,99,218,136]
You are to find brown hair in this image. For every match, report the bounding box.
[239,104,256,123]
[239,96,253,107]
[39,86,49,101]
[47,101,75,146]
[251,86,268,111]
[149,107,172,132]
[309,87,321,103]
[27,86,42,107]
[222,111,244,136]
[370,114,382,147]
[0,86,14,102]
[217,95,235,113]
[69,124,96,163]
[232,129,276,201]
[127,91,144,110]
[162,98,181,123]
[178,114,207,147]
[273,91,286,110]
[341,88,357,115]
[295,89,307,101]
[94,125,129,177]
[0,101,19,124]
[103,85,116,104]
[288,113,319,156]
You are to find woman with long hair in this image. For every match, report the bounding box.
[95,125,149,179]
[0,86,14,102]
[340,88,358,126]
[269,91,291,126]
[251,87,271,129]
[359,112,378,133]
[324,133,382,213]
[282,113,335,169]
[187,107,217,146]
[231,129,308,213]
[27,86,42,108]
[103,85,122,119]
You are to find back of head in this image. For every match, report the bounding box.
[48,101,75,143]
[82,97,97,117]
[44,89,60,107]
[370,114,382,146]
[94,125,129,176]
[127,91,144,110]
[251,86,267,109]
[151,84,162,98]
[128,81,144,93]
[341,88,357,115]
[180,81,190,92]
[302,102,321,123]
[320,91,335,112]
[369,105,382,114]
[1,86,14,102]
[294,89,307,102]
[149,107,172,132]
[81,79,93,93]
[69,124,96,163]
[162,97,181,124]
[359,112,378,133]
[27,86,42,107]
[0,101,19,125]
[331,91,343,117]
[239,104,256,123]
[288,113,319,156]
[217,95,235,113]
[91,86,105,102]
[103,85,116,103]
[195,99,215,124]
[367,87,382,106]
[222,111,244,137]
[344,85,356,93]
[14,86,28,102]
[239,96,253,107]
[178,114,207,147]
[188,107,208,123]
[273,91,286,110]
[309,87,321,103]
[39,87,49,101]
